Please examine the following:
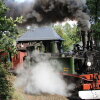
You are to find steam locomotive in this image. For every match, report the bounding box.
[16,27,100,99]
[65,30,100,100]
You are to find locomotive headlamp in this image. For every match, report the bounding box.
[87,61,92,67]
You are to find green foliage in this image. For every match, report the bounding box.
[87,0,100,49]
[0,1,23,57]
[92,22,100,34]
[87,0,100,23]
[0,64,13,100]
[92,22,100,49]
[0,1,23,100]
[91,22,100,42]
[54,23,80,51]
[0,1,8,16]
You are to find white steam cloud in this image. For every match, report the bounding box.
[14,51,75,97]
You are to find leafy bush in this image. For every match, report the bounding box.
[0,64,13,100]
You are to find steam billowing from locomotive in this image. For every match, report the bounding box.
[5,0,90,30]
[14,51,75,96]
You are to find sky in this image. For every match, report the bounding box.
[14,0,25,3]
[55,20,77,27]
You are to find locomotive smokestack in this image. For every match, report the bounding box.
[5,0,90,31]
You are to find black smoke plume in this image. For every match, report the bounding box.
[5,0,90,30]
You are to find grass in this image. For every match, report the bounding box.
[12,91,69,100]
[12,88,27,100]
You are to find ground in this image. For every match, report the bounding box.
[11,76,69,100]
[12,88,69,100]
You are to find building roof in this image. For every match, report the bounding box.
[17,26,63,42]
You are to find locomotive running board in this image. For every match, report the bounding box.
[79,90,100,99]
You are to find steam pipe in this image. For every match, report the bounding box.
[81,31,88,51]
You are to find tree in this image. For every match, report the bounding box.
[0,1,22,100]
[87,0,100,49]
[0,64,13,100]
[87,0,100,23]
[54,23,80,51]
[0,1,22,63]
